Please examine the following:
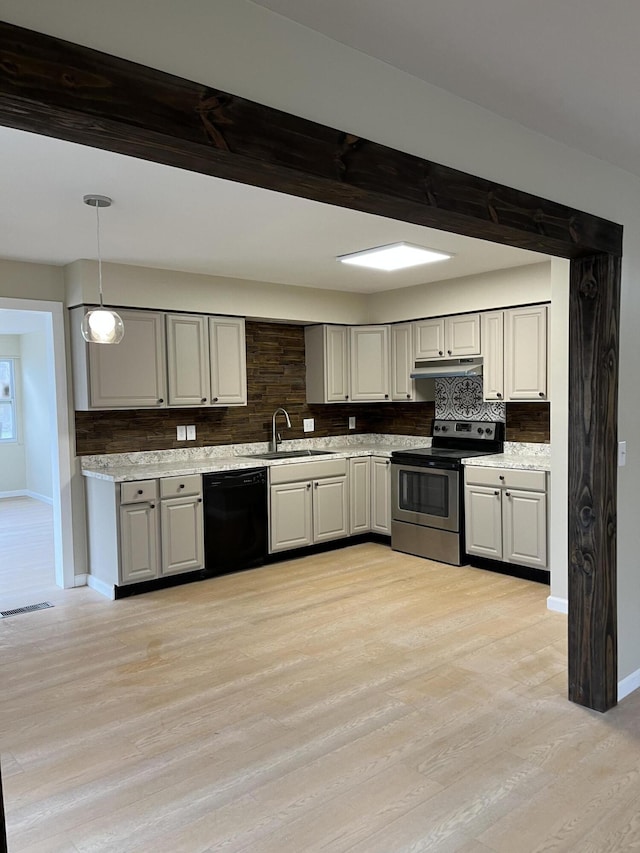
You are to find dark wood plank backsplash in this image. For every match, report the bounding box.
[74,321,550,454]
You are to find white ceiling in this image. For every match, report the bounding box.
[252,0,640,178]
[0,127,544,295]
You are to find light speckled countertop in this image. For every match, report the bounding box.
[81,435,551,481]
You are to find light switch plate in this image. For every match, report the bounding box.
[303,418,314,433]
[176,425,186,441]
[186,424,196,440]
[618,440,627,467]
[348,416,356,430]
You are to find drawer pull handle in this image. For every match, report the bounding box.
[137,489,144,495]
[179,484,185,489]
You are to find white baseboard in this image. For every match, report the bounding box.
[547,595,568,614]
[25,490,54,505]
[618,667,640,701]
[73,573,88,587]
[86,575,115,600]
[0,489,28,499]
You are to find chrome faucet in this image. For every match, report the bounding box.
[271,407,292,452]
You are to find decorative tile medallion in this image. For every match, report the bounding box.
[435,376,505,422]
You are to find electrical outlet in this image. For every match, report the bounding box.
[186,424,196,440]
[176,425,186,441]
[303,418,314,432]
[348,416,356,430]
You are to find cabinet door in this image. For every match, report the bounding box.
[160,495,204,575]
[209,316,247,406]
[119,501,159,584]
[505,305,548,400]
[270,482,313,552]
[445,313,481,357]
[391,323,415,401]
[464,485,503,560]
[502,488,547,569]
[88,309,167,408]
[166,314,210,406]
[325,325,351,402]
[350,325,390,402]
[481,311,505,401]
[414,318,445,360]
[370,456,391,535]
[313,476,349,542]
[349,457,371,534]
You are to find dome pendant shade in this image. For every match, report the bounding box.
[80,194,125,344]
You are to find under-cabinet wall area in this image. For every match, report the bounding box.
[75,320,550,454]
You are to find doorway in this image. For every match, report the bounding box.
[0,298,76,592]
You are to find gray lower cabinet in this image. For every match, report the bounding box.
[269,458,349,553]
[464,466,548,569]
[370,456,391,535]
[86,474,203,591]
[349,457,371,534]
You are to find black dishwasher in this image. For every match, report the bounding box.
[202,468,268,577]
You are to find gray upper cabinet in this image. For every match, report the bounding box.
[504,305,548,401]
[349,325,390,402]
[166,313,210,406]
[414,313,481,360]
[71,306,167,410]
[208,316,247,406]
[305,324,351,403]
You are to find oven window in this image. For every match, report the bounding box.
[399,469,449,517]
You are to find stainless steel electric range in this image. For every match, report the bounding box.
[390,419,504,565]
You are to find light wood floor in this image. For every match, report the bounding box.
[2,505,640,852]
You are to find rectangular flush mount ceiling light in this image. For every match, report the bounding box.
[338,241,452,271]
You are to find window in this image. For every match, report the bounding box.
[0,358,17,442]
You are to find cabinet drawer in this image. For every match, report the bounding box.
[120,480,159,504]
[464,466,547,491]
[269,458,347,485]
[160,474,202,498]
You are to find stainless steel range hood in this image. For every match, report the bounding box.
[410,357,483,380]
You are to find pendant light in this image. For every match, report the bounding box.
[80,194,124,344]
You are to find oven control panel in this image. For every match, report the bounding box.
[433,420,503,441]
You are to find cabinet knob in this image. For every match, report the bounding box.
[212,397,219,402]
[314,482,318,489]
[386,460,390,466]
[496,392,502,399]
[406,394,411,400]
[538,392,545,398]
[179,484,185,489]
[447,349,452,355]
[499,475,504,481]
[438,350,443,356]
[197,498,202,503]
[201,397,207,403]
[307,482,311,490]
[345,395,349,400]
[158,398,164,404]
[137,489,144,495]
[150,503,155,509]
[384,394,389,400]
[494,490,499,496]
[505,491,511,497]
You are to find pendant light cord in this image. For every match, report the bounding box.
[95,202,104,309]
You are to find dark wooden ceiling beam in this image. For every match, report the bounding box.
[0,21,622,259]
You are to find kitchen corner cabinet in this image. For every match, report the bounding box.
[370,456,391,534]
[464,466,548,570]
[71,306,167,410]
[269,458,348,553]
[504,305,548,401]
[305,324,350,403]
[166,314,247,407]
[85,474,204,590]
[414,313,480,360]
[349,325,390,402]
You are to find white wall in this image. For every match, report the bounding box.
[0,0,636,680]
[21,331,54,502]
[0,334,25,493]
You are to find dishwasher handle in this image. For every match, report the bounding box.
[203,468,266,492]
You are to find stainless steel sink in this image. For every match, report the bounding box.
[244,449,335,460]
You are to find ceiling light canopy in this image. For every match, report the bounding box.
[81,194,124,344]
[337,241,452,271]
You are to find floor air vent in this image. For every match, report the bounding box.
[0,602,54,618]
